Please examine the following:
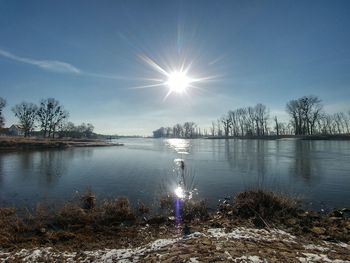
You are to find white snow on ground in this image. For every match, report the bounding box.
[303,244,330,252]
[233,255,267,263]
[0,227,348,262]
[78,236,182,262]
[297,253,350,263]
[207,227,296,243]
[324,240,350,249]
[0,234,187,262]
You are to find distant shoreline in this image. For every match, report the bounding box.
[0,137,123,150]
[204,134,350,140]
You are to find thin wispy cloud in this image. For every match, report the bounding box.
[0,49,81,74]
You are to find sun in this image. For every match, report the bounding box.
[135,54,217,100]
[166,71,191,94]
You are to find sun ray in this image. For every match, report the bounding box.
[129,83,165,90]
[138,54,169,77]
[163,89,173,101]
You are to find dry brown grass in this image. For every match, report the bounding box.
[233,189,299,220]
[100,197,136,223]
[160,194,209,221]
[0,208,25,248]
[0,189,349,250]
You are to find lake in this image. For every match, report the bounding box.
[0,138,349,211]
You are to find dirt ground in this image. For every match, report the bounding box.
[0,224,349,262]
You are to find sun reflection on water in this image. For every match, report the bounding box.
[172,158,197,201]
[174,186,185,199]
[166,138,191,154]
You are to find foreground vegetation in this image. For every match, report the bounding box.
[0,189,349,252]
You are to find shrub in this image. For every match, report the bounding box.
[232,189,299,224]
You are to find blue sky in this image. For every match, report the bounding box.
[0,0,350,135]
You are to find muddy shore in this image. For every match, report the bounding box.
[0,137,123,150]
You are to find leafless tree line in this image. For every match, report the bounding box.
[153,122,201,138]
[286,95,350,135]
[0,97,6,129]
[216,103,270,137]
[58,122,95,139]
[0,96,95,138]
[153,95,350,138]
[10,98,69,138]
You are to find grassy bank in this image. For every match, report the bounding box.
[0,137,123,150]
[0,189,349,252]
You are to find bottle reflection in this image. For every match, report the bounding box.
[173,159,196,200]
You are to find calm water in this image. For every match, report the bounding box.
[0,138,349,210]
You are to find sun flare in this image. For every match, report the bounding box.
[135,54,217,100]
[166,71,191,93]
[174,186,185,199]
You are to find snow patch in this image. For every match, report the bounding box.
[233,255,267,262]
[207,227,296,243]
[303,244,330,252]
[298,253,350,263]
[187,258,201,263]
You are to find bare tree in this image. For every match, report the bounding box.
[333,112,347,134]
[304,96,323,135]
[173,123,183,138]
[183,122,196,138]
[286,99,302,135]
[37,98,69,138]
[221,114,231,137]
[0,97,6,128]
[165,127,172,137]
[216,119,222,136]
[254,104,269,136]
[12,102,38,137]
[246,107,255,135]
[228,110,239,136]
[286,95,323,135]
[153,127,165,138]
[236,108,247,136]
[209,122,215,136]
[274,116,280,135]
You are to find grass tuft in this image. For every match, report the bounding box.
[160,194,209,221]
[101,197,136,223]
[232,189,299,222]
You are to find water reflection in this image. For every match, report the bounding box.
[37,150,68,186]
[0,139,349,210]
[166,138,191,154]
[0,156,3,187]
[289,140,320,183]
[173,158,196,200]
[224,140,269,188]
[19,152,34,171]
